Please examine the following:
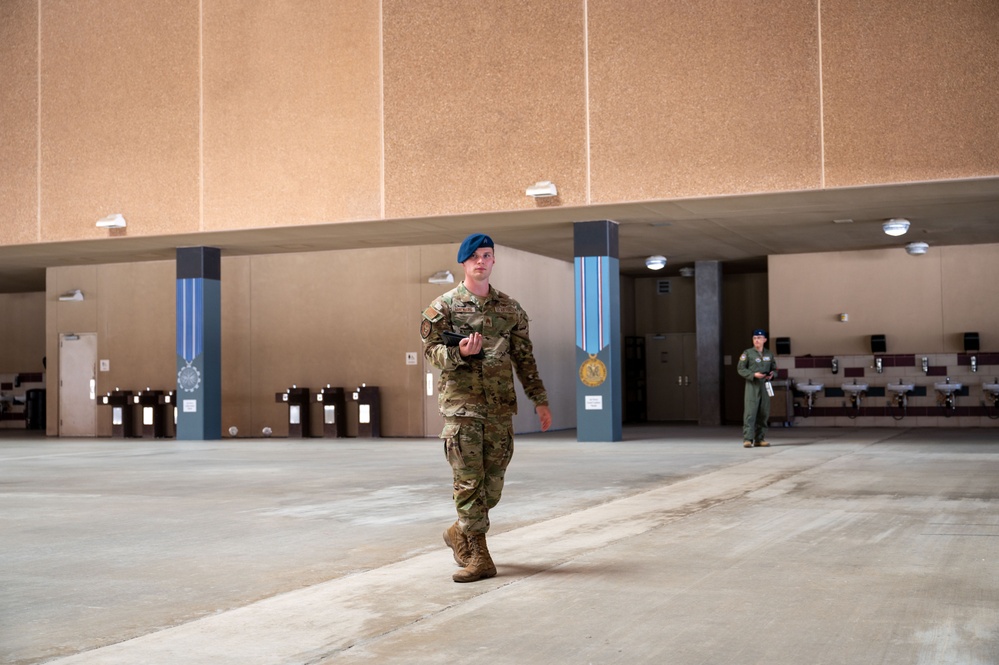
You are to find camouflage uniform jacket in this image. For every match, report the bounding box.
[421,282,548,418]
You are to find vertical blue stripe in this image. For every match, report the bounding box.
[176,278,204,362]
[574,257,584,349]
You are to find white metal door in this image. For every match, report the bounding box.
[59,333,97,437]
[423,360,444,437]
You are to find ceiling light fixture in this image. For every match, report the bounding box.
[645,255,667,270]
[525,181,558,198]
[679,267,695,277]
[96,213,127,229]
[882,218,910,236]
[905,242,929,256]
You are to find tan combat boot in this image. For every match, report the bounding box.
[452,533,497,583]
[443,521,470,567]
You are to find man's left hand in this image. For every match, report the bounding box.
[536,405,552,432]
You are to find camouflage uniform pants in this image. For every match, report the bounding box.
[441,415,514,536]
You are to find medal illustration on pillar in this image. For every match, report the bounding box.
[579,353,607,387]
[178,363,201,392]
[177,277,203,393]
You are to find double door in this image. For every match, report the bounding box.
[646,333,698,421]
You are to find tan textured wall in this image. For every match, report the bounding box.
[95,262,177,396]
[588,0,822,200]
[0,293,46,372]
[769,244,999,356]
[221,257,254,436]
[822,0,999,186]
[0,1,38,245]
[40,0,201,240]
[203,1,382,229]
[0,2,38,245]
[383,0,588,217]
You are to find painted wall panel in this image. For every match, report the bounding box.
[40,0,200,240]
[822,0,999,185]
[203,1,382,230]
[588,0,822,200]
[383,0,587,217]
[0,0,38,245]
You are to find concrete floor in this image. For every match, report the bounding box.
[1,425,997,665]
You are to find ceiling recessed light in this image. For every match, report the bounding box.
[645,255,667,270]
[883,218,910,236]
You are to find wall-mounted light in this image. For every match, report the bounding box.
[428,270,454,284]
[905,241,929,255]
[645,255,667,270]
[96,213,127,229]
[882,218,910,236]
[525,181,558,198]
[59,289,84,302]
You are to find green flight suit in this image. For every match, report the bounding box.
[421,282,548,535]
[737,346,777,443]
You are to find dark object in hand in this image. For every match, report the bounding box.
[442,331,484,359]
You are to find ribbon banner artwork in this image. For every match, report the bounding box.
[575,256,610,386]
[176,278,204,392]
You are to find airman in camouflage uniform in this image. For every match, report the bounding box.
[422,233,551,583]
[737,328,777,448]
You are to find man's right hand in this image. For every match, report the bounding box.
[459,332,483,357]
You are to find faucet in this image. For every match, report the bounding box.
[889,379,910,421]
[986,378,999,419]
[938,377,957,414]
[847,379,865,419]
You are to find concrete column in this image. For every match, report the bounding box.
[695,260,723,426]
[175,247,221,440]
[574,221,622,442]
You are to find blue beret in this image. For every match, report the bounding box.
[752,329,768,337]
[457,233,494,263]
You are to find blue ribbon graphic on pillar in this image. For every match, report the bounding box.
[176,278,204,392]
[575,256,609,354]
[575,256,611,387]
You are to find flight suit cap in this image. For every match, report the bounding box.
[457,234,494,263]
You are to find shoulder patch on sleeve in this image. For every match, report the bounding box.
[423,306,443,322]
[739,353,747,361]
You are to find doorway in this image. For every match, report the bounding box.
[59,333,97,437]
[646,333,698,421]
